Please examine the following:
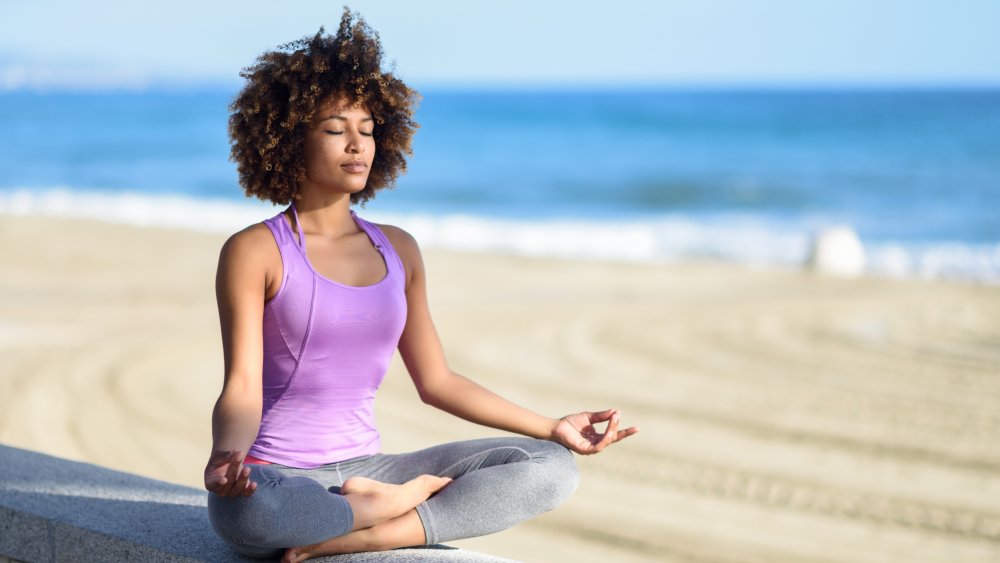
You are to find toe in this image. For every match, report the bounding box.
[421,475,452,493]
[341,476,378,495]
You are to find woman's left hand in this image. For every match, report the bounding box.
[550,409,639,455]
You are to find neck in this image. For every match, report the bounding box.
[292,192,357,238]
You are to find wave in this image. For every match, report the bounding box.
[0,187,279,231]
[2,187,998,284]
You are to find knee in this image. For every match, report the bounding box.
[208,490,281,550]
[207,468,285,553]
[532,441,579,511]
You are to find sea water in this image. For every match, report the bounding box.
[1,88,998,282]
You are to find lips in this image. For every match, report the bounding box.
[341,162,368,173]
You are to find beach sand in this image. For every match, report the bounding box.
[1,214,999,563]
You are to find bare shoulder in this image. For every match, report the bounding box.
[375,223,420,258]
[218,222,281,288]
[374,223,423,281]
[220,222,275,262]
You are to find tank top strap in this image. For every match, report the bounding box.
[263,208,297,250]
[290,203,306,249]
[351,211,406,278]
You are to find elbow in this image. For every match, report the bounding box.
[416,385,440,407]
[414,375,451,408]
[410,368,458,408]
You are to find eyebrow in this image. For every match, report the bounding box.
[319,115,374,123]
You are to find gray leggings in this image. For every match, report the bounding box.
[207,437,579,558]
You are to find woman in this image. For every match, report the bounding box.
[205,9,638,562]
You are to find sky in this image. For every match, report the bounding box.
[1,0,999,91]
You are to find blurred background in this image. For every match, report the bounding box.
[2,2,1000,563]
[1,0,998,280]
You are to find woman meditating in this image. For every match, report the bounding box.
[204,9,638,562]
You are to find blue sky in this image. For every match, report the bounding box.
[2,0,999,90]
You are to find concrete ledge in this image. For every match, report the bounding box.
[0,445,516,562]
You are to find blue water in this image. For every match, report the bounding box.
[1,88,999,279]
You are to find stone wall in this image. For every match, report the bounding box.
[0,445,513,562]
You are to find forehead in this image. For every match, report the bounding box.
[316,95,371,117]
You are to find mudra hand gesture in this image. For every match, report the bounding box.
[204,449,258,498]
[551,409,639,455]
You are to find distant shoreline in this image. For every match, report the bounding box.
[3,187,998,285]
[3,84,1000,96]
[3,89,998,282]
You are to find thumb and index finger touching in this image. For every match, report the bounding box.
[207,449,254,496]
[571,408,640,455]
[586,408,641,436]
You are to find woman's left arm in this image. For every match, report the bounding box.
[386,227,638,455]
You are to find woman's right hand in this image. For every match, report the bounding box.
[204,449,257,497]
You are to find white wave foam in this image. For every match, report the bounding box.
[0,187,279,232]
[867,241,1000,283]
[379,212,812,266]
[2,188,998,284]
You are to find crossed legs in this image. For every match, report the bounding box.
[207,438,578,560]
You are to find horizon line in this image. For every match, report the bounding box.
[4,80,1000,95]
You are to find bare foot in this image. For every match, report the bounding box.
[341,475,451,531]
[283,510,426,562]
[281,476,449,562]
[283,546,309,563]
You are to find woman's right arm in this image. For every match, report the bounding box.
[204,226,273,496]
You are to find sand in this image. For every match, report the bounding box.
[1,214,999,563]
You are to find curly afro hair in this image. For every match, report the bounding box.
[228,7,419,206]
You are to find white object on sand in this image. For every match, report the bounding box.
[807,226,866,278]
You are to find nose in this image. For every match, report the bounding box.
[346,131,364,154]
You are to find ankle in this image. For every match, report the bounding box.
[363,510,426,551]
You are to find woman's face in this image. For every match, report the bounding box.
[300,96,376,199]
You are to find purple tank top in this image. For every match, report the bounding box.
[247,207,407,468]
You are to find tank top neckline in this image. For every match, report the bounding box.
[284,204,392,290]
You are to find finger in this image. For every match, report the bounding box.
[232,465,253,497]
[228,450,244,475]
[214,459,236,496]
[615,426,640,442]
[214,476,233,497]
[240,475,258,497]
[206,474,227,493]
[587,409,616,424]
[219,451,243,496]
[230,449,244,467]
[594,412,620,453]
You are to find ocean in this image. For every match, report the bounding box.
[1,88,998,282]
